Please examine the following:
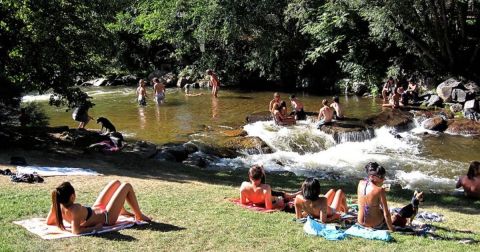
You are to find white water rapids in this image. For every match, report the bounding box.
[216,120,463,192]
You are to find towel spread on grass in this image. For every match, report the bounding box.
[13,215,146,240]
[303,216,346,240]
[344,224,392,242]
[391,208,444,222]
[16,166,102,176]
[229,198,287,213]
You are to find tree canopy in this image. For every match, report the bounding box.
[1,0,479,122]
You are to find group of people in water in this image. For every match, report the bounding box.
[135,70,220,106]
[382,77,419,109]
[268,92,344,127]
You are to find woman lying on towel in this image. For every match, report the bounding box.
[294,177,348,223]
[357,162,395,232]
[46,180,151,234]
[240,165,300,210]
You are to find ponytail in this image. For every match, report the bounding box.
[51,190,65,230]
[51,182,75,230]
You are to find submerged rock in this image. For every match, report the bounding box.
[422,116,448,131]
[365,109,414,129]
[446,119,480,135]
[318,121,375,143]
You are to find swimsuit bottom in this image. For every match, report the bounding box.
[155,93,165,103]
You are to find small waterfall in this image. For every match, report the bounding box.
[335,128,375,143]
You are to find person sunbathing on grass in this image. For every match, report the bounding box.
[294,177,348,223]
[357,162,395,232]
[46,180,151,234]
[240,165,299,210]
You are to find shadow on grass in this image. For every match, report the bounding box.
[132,221,186,232]
[94,222,185,242]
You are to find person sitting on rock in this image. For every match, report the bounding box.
[240,165,300,210]
[402,79,419,105]
[317,99,334,128]
[294,177,347,223]
[382,77,395,103]
[269,92,287,116]
[273,103,296,126]
[330,96,344,120]
[357,162,395,232]
[387,87,404,109]
[289,95,306,120]
[456,161,480,199]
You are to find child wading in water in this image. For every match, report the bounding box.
[136,79,148,106]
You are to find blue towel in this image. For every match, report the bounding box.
[303,217,346,241]
[345,224,392,242]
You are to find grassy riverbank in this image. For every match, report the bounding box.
[0,149,479,252]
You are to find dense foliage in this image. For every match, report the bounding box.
[1,0,479,124]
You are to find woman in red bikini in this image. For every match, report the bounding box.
[46,180,151,234]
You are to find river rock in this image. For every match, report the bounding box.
[193,135,272,158]
[147,70,167,81]
[451,89,468,103]
[318,122,375,143]
[159,144,189,162]
[57,129,110,148]
[426,95,443,107]
[183,142,199,154]
[445,119,480,135]
[450,103,463,113]
[177,76,192,88]
[422,116,448,131]
[182,154,208,168]
[464,81,480,94]
[162,72,178,87]
[436,78,463,102]
[246,111,273,123]
[464,99,478,111]
[126,141,158,158]
[153,151,177,162]
[221,128,248,137]
[121,75,140,86]
[352,82,368,96]
[365,109,414,129]
[92,78,108,87]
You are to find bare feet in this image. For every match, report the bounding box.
[135,213,152,222]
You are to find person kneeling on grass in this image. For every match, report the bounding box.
[357,162,395,232]
[294,177,348,223]
[240,165,299,210]
[46,180,151,234]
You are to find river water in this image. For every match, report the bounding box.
[24,86,480,191]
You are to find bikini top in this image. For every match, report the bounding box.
[360,179,381,224]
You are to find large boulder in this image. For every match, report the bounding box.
[365,109,414,129]
[451,88,468,103]
[182,154,208,168]
[446,119,480,135]
[92,78,108,87]
[464,99,479,111]
[159,144,189,162]
[176,76,193,88]
[120,75,140,86]
[422,116,448,131]
[57,129,111,148]
[147,70,167,81]
[426,95,443,107]
[436,78,463,102]
[352,82,368,96]
[162,72,178,87]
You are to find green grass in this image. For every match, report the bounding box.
[0,150,479,252]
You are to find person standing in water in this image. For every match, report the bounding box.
[206,69,220,98]
[136,79,148,106]
[153,78,166,105]
[382,77,395,104]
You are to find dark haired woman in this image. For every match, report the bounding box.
[240,165,299,209]
[46,180,150,234]
[294,177,347,223]
[357,162,395,231]
[456,161,480,199]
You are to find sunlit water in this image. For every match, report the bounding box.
[24,86,480,191]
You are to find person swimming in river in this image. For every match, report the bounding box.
[357,162,395,232]
[456,161,480,199]
[240,165,300,210]
[289,95,306,120]
[273,103,296,126]
[294,177,348,223]
[317,99,334,128]
[46,180,151,234]
[269,92,287,116]
[330,96,344,120]
[136,79,148,106]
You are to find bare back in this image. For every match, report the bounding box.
[330,102,343,117]
[458,176,480,199]
[240,182,271,205]
[154,83,165,95]
[319,106,334,122]
[357,180,385,228]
